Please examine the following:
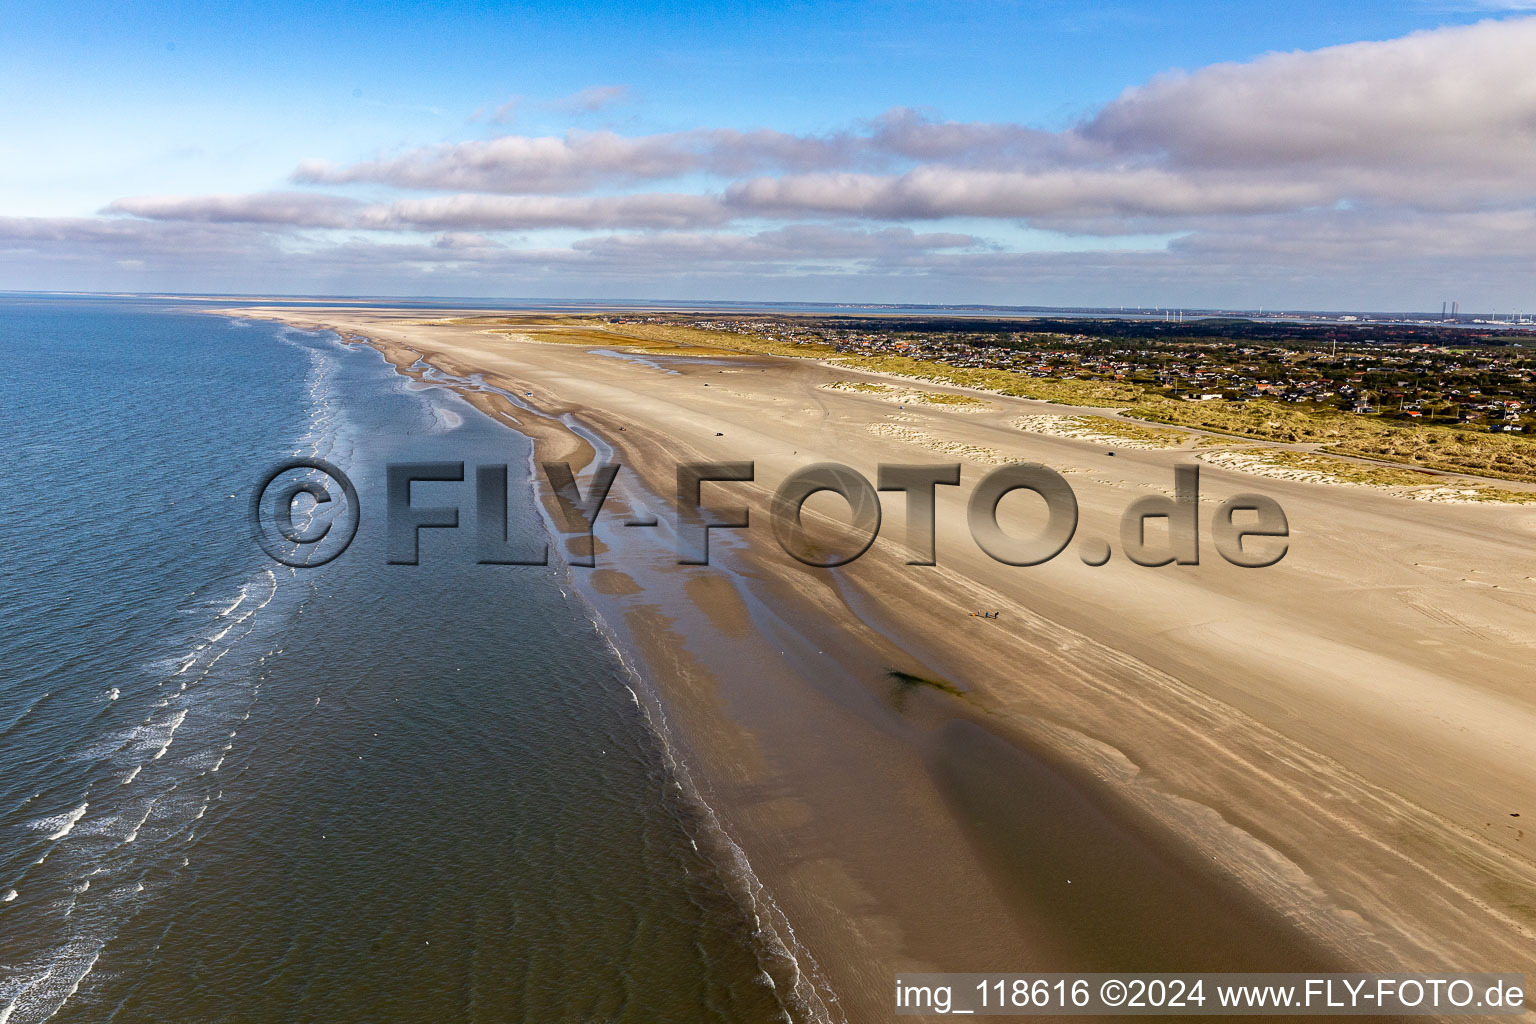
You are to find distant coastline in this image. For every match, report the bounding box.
[5,288,1533,328]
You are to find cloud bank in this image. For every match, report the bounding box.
[11,16,1536,306]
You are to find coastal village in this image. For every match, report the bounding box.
[616,314,1536,433]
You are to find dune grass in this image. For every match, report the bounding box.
[1202,448,1536,501]
[819,349,1536,484]
[821,380,894,393]
[830,354,1142,407]
[1128,399,1536,483]
[595,321,838,358]
[916,391,988,406]
[1072,415,1188,446]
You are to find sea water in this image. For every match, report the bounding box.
[0,296,808,1023]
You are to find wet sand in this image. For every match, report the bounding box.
[228,306,1536,1021]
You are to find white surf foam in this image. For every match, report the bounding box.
[152,710,188,760]
[42,803,88,842]
[122,799,157,845]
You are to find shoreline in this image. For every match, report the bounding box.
[228,306,1536,1021]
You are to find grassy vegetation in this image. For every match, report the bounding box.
[1204,448,1536,502]
[1323,428,1536,484]
[825,348,1536,484]
[598,320,838,358]
[1071,415,1188,446]
[916,392,988,406]
[1230,449,1443,486]
[486,327,623,345]
[1126,398,1536,483]
[830,354,1143,406]
[479,326,742,356]
[1459,487,1536,504]
[821,380,893,393]
[822,380,986,405]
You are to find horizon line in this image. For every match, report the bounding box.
[4,289,1532,324]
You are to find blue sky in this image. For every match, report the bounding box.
[3,0,1535,308]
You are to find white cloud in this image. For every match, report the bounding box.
[1082,17,1536,187]
[571,225,981,265]
[724,167,1334,220]
[553,84,630,113]
[106,189,731,231]
[24,15,1536,306]
[490,96,521,125]
[291,126,865,194]
[105,192,362,227]
[363,193,730,230]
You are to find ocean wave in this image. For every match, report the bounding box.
[34,803,88,842]
[0,692,52,742]
[0,936,106,1024]
[0,317,338,1024]
[151,710,188,761]
[121,795,159,845]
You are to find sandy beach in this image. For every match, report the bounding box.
[231,306,1536,1021]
